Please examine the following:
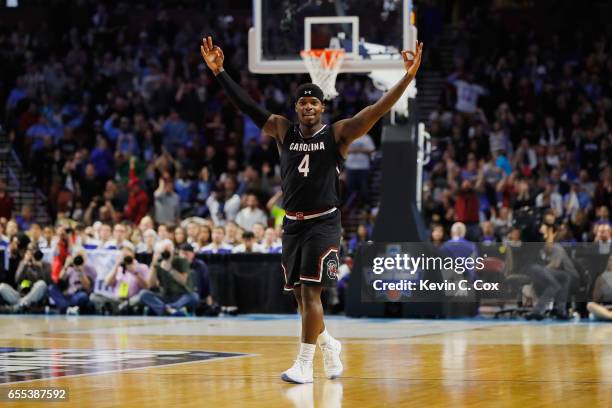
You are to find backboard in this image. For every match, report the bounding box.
[249,0,416,74]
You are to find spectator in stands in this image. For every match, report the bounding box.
[124,159,150,224]
[200,226,233,254]
[0,180,14,220]
[48,249,97,314]
[479,220,498,244]
[174,227,187,246]
[137,229,158,256]
[197,226,212,249]
[224,221,240,246]
[252,222,266,244]
[232,231,262,253]
[454,180,480,240]
[0,243,51,313]
[206,178,241,226]
[345,133,375,202]
[348,224,370,254]
[535,182,563,217]
[108,224,134,251]
[154,174,180,225]
[15,205,34,231]
[140,240,199,316]
[185,221,201,251]
[594,222,611,255]
[261,228,282,254]
[430,224,445,247]
[235,194,267,232]
[90,246,149,314]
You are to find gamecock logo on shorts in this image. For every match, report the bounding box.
[326,259,338,280]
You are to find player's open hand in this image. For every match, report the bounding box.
[402,41,423,80]
[200,36,225,75]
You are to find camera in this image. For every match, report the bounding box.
[161,250,172,260]
[73,255,84,266]
[33,250,44,261]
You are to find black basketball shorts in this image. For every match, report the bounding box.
[281,210,341,291]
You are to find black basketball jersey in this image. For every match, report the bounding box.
[280,124,343,212]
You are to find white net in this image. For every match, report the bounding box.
[300,49,345,100]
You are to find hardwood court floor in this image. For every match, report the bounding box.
[0,314,611,407]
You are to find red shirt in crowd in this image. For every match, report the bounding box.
[454,189,480,224]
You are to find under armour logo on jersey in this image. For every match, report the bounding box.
[304,90,312,94]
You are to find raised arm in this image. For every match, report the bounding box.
[200,36,291,144]
[333,42,423,157]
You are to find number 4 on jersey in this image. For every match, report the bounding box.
[298,154,310,177]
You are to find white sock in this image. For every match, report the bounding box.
[298,343,316,364]
[317,329,333,346]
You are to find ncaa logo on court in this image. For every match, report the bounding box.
[327,259,338,279]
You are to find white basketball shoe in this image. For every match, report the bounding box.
[281,359,314,384]
[320,337,343,379]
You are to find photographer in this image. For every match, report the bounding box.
[48,249,97,314]
[90,246,149,314]
[0,243,51,313]
[139,240,199,316]
[525,222,579,320]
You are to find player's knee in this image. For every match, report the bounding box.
[301,286,322,303]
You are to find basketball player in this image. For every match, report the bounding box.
[200,36,423,383]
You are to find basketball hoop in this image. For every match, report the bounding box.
[300,49,345,100]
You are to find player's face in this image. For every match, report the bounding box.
[295,97,324,126]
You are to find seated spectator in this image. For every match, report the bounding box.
[224,221,240,246]
[48,250,97,314]
[261,228,282,254]
[90,246,149,314]
[0,243,51,313]
[197,226,212,249]
[232,231,263,253]
[348,224,370,254]
[137,229,158,256]
[430,224,445,247]
[586,256,612,321]
[524,222,579,321]
[200,227,233,254]
[139,240,199,316]
[15,205,34,231]
[252,222,266,243]
[107,223,134,250]
[480,220,498,244]
[177,243,212,309]
[174,226,187,247]
[185,221,201,251]
[593,222,611,254]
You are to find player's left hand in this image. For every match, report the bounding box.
[402,41,423,79]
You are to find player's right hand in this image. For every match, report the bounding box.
[200,36,224,75]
